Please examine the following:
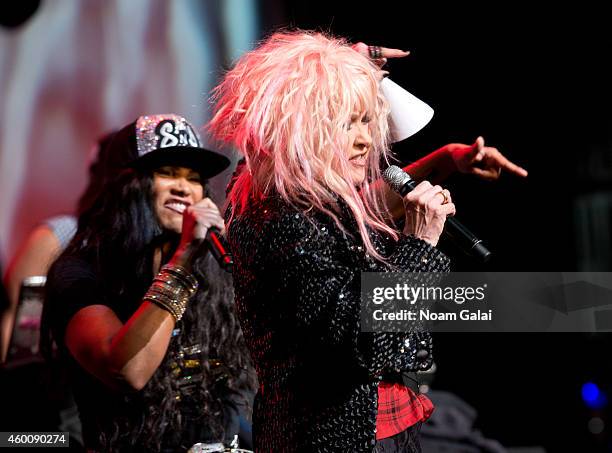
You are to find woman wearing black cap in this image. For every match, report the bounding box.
[42,114,255,452]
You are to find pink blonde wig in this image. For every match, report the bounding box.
[209,31,399,258]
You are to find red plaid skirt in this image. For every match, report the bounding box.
[376,382,434,440]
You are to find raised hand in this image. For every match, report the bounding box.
[449,136,528,181]
[351,42,410,67]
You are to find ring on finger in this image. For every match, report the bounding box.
[436,190,449,205]
[368,45,383,59]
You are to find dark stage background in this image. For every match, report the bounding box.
[261,1,612,452]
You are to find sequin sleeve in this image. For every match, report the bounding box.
[269,211,449,379]
[386,234,451,272]
[363,234,450,374]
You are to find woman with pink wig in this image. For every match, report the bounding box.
[210,31,455,452]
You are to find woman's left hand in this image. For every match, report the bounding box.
[351,42,410,67]
[448,136,528,181]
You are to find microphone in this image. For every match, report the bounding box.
[383,165,491,262]
[205,228,233,272]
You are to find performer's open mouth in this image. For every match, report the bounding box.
[164,199,190,214]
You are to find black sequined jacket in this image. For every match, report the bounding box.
[227,197,450,452]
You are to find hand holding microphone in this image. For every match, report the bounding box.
[402,181,456,247]
[383,166,491,262]
[172,198,233,272]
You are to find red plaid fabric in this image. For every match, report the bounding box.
[376,381,434,440]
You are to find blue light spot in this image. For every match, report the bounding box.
[582,382,600,402]
[582,382,608,409]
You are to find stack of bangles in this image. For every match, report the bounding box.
[144,264,199,321]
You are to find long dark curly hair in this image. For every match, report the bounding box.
[42,166,256,452]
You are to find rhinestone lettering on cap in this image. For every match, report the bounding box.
[135,114,202,158]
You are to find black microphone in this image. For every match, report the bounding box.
[383,165,491,262]
[206,228,233,272]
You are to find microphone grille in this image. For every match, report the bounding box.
[383,165,411,192]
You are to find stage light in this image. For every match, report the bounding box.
[582,382,608,409]
[588,417,605,435]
